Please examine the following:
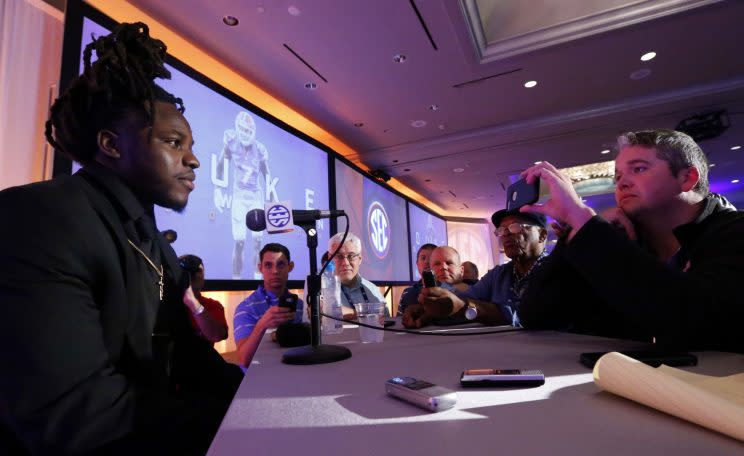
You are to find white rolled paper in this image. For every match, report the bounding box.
[593,352,744,441]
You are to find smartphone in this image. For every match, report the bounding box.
[421,270,436,288]
[579,350,697,369]
[506,178,540,211]
[460,369,545,387]
[279,293,299,310]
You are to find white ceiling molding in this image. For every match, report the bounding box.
[460,0,724,63]
[372,76,744,157]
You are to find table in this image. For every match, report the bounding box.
[208,323,744,455]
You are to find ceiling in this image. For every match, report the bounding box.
[125,0,744,218]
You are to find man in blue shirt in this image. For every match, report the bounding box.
[415,209,548,327]
[397,243,437,316]
[234,243,303,367]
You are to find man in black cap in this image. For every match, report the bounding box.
[413,209,548,327]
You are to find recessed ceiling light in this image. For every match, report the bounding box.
[438,124,446,130]
[304,82,317,90]
[732,179,740,184]
[710,163,716,167]
[534,161,542,165]
[353,122,364,128]
[630,68,652,80]
[287,5,301,16]
[640,51,656,62]
[524,80,537,88]
[601,149,611,154]
[393,54,407,64]
[411,120,427,128]
[223,15,239,26]
[732,145,742,150]
[453,168,465,173]
[428,104,439,111]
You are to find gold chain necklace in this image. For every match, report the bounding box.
[127,239,164,301]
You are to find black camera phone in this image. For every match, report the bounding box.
[421,270,436,288]
[279,293,299,310]
[579,350,697,369]
[506,178,540,211]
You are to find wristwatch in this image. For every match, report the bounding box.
[464,302,477,321]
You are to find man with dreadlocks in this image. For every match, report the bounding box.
[0,23,243,455]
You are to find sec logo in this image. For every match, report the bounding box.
[367,201,390,259]
[267,204,291,228]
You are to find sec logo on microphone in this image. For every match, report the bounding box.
[367,201,390,259]
[267,204,291,228]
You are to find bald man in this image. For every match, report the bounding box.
[402,246,468,328]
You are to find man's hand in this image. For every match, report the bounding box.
[419,287,465,321]
[600,207,637,240]
[182,285,201,313]
[341,306,357,321]
[550,220,571,239]
[402,304,426,329]
[520,161,596,234]
[257,306,295,331]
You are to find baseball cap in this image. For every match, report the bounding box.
[491,208,547,229]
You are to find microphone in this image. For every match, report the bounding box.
[246,208,346,232]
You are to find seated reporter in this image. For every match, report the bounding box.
[179,254,229,344]
[402,246,470,328]
[461,261,480,285]
[518,130,744,352]
[328,232,387,319]
[234,243,303,367]
[409,210,548,328]
[398,243,437,317]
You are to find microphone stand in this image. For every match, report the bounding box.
[282,221,352,365]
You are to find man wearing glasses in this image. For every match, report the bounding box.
[414,210,548,328]
[328,232,387,319]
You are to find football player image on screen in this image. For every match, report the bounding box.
[216,111,275,279]
[423,214,437,244]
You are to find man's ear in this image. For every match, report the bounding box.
[538,227,548,243]
[679,166,700,193]
[97,130,121,159]
[288,261,295,273]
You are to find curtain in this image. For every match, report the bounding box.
[0,0,63,190]
[446,220,500,278]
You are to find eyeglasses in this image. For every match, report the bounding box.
[333,253,361,263]
[495,223,535,237]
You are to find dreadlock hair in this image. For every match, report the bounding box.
[45,22,184,165]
